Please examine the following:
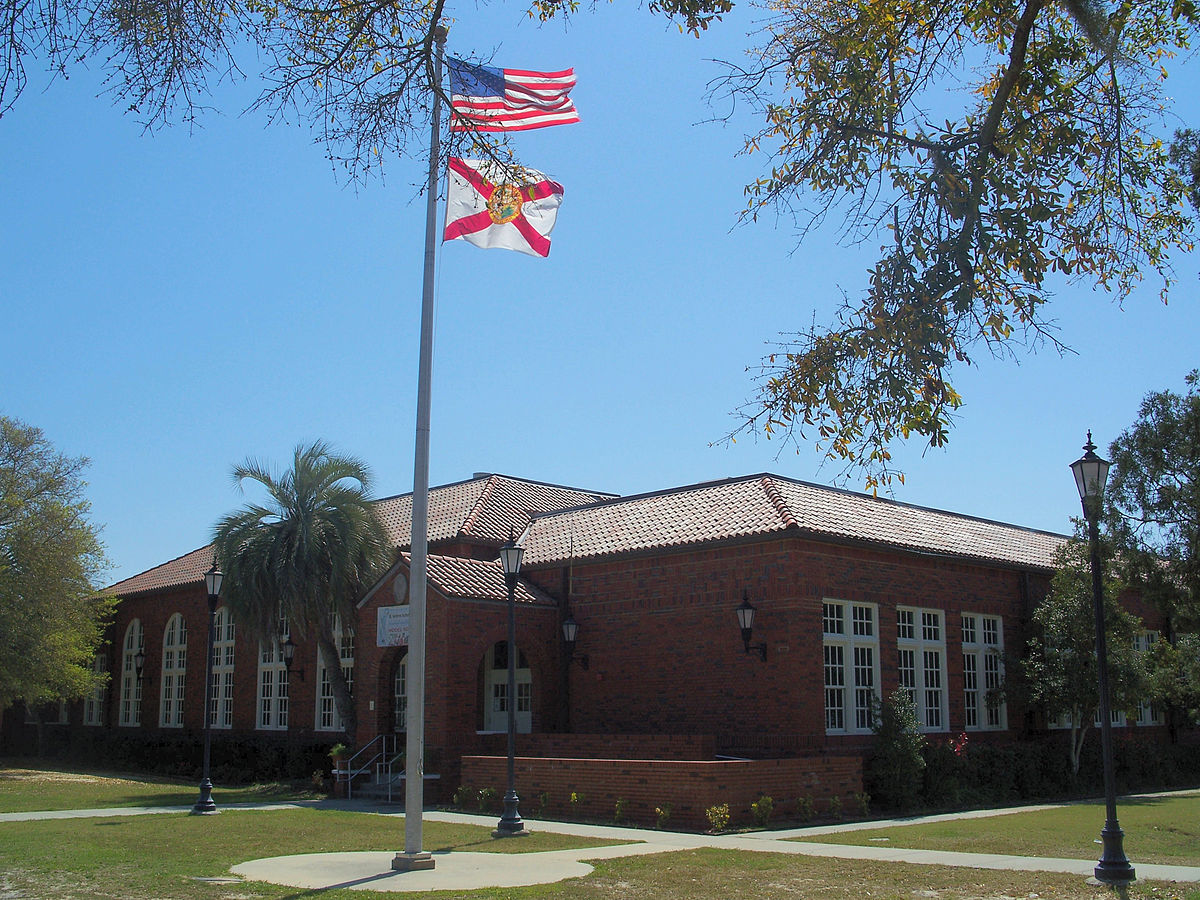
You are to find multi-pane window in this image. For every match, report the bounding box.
[84,652,107,726]
[257,618,289,730]
[1135,631,1164,726]
[317,620,354,731]
[823,600,879,733]
[160,614,187,727]
[210,608,235,729]
[119,620,144,727]
[897,606,947,731]
[962,613,1006,730]
[394,654,408,732]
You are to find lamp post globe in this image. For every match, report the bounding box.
[1069,433,1133,884]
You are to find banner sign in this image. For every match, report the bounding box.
[377,605,411,647]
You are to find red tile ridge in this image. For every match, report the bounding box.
[759,475,799,529]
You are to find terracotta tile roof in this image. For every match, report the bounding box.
[105,544,217,598]
[373,474,615,549]
[417,553,554,605]
[522,474,1066,572]
[106,474,613,597]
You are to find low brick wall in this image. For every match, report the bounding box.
[459,754,862,830]
[475,733,716,761]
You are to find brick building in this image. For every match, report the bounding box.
[0,471,1172,828]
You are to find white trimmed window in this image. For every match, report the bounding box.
[210,608,235,729]
[119,620,144,727]
[394,654,408,733]
[257,618,289,730]
[823,600,879,733]
[1135,631,1164,726]
[483,642,532,733]
[317,620,354,731]
[84,652,107,726]
[962,613,1006,730]
[160,614,187,727]
[898,606,947,731]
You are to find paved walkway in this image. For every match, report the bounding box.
[6,793,1200,892]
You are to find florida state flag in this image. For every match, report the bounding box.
[443,157,564,258]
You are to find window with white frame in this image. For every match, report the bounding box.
[1135,630,1164,726]
[897,606,947,731]
[962,613,1006,730]
[84,652,107,726]
[394,654,408,732]
[210,608,235,729]
[317,620,354,731]
[159,614,187,727]
[822,600,880,733]
[257,618,289,730]
[119,620,144,727]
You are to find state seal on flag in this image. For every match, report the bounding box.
[487,183,525,224]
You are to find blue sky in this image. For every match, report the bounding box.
[2,5,1198,585]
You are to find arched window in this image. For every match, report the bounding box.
[119,620,143,727]
[210,608,235,729]
[84,652,107,726]
[257,616,289,730]
[483,641,531,734]
[393,653,408,733]
[160,613,187,727]
[317,618,354,731]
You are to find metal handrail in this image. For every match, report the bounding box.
[340,734,391,799]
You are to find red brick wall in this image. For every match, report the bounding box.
[474,732,716,760]
[460,753,863,830]
[525,536,1060,744]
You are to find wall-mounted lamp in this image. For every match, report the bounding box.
[281,635,306,681]
[561,613,589,670]
[736,591,767,661]
[134,648,146,682]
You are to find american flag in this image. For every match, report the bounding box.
[447,58,579,132]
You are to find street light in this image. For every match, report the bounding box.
[1069,432,1134,884]
[736,591,768,661]
[192,559,223,816]
[495,531,525,836]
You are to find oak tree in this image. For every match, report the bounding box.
[725,0,1196,487]
[0,416,114,713]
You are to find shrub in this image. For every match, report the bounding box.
[537,791,551,817]
[795,795,815,822]
[828,795,842,819]
[477,786,498,812]
[705,803,731,833]
[654,803,673,829]
[613,798,628,824]
[750,794,774,827]
[569,790,585,809]
[855,791,871,817]
[865,688,926,811]
[452,784,476,809]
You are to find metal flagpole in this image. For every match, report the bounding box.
[392,24,446,873]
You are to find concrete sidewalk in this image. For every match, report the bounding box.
[7,795,1200,892]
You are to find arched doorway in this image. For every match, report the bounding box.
[482,641,531,733]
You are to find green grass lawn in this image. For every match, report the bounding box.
[1,810,1197,900]
[792,793,1200,866]
[0,760,321,812]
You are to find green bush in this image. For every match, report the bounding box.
[477,786,498,812]
[865,689,926,811]
[613,797,628,824]
[795,795,815,822]
[452,784,476,809]
[750,794,774,827]
[654,802,672,828]
[705,802,730,832]
[828,795,842,819]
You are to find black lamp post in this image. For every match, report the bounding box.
[1070,432,1134,884]
[495,531,526,836]
[192,560,223,816]
[736,591,767,661]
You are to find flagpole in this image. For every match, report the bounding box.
[392,23,446,874]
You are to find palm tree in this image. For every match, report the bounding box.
[212,441,390,745]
